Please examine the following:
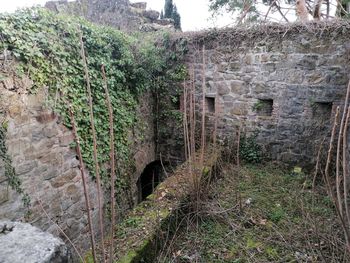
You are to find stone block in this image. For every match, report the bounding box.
[156,18,173,26]
[252,81,269,94]
[66,218,78,228]
[0,183,9,205]
[43,168,59,180]
[13,114,30,125]
[222,95,235,103]
[16,161,37,175]
[230,103,248,115]
[61,198,73,211]
[217,62,228,72]
[269,53,284,62]
[253,54,260,63]
[297,55,318,70]
[229,61,241,71]
[65,221,83,239]
[131,2,147,10]
[8,105,22,118]
[284,69,304,84]
[33,139,56,153]
[39,152,63,166]
[43,127,58,138]
[304,72,326,85]
[26,91,46,110]
[35,112,56,124]
[263,62,276,73]
[142,10,159,21]
[2,77,15,91]
[230,80,245,94]
[261,54,270,62]
[217,82,230,95]
[31,128,44,142]
[329,73,348,85]
[0,220,69,263]
[62,158,79,170]
[243,54,253,65]
[65,184,81,204]
[224,101,234,109]
[50,170,78,188]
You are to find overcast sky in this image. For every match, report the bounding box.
[130,0,236,31]
[0,0,237,31]
[1,0,324,31]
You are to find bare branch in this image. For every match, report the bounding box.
[69,107,97,263]
[79,30,106,263]
[101,65,117,263]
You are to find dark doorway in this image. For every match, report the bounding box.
[137,161,162,203]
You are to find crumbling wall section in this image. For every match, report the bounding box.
[45,0,175,32]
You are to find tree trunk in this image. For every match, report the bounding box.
[313,0,323,19]
[296,0,309,21]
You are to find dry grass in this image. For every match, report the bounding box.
[156,162,349,263]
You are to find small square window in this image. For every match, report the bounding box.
[254,99,273,116]
[205,97,215,113]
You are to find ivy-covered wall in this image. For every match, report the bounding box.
[0,84,102,251]
[0,8,184,251]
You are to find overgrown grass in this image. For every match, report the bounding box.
[156,163,348,262]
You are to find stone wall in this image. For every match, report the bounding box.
[0,69,156,253]
[2,20,350,258]
[45,0,175,32]
[185,23,350,166]
[0,85,100,252]
[0,220,70,263]
[129,93,156,204]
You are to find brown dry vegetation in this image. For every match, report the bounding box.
[156,163,348,263]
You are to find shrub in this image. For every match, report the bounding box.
[239,133,262,163]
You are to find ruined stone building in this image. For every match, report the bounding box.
[0,0,350,261]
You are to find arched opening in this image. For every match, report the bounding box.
[137,160,163,203]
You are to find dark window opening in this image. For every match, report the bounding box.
[206,97,215,113]
[137,161,162,203]
[254,99,273,116]
[312,102,332,120]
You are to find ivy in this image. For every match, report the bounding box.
[153,34,189,159]
[0,8,188,188]
[239,133,262,163]
[0,122,30,208]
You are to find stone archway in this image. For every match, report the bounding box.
[136,160,162,203]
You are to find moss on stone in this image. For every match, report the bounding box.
[113,150,219,262]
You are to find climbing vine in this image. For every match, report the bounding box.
[153,32,189,160]
[0,8,188,185]
[239,132,262,163]
[0,122,30,208]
